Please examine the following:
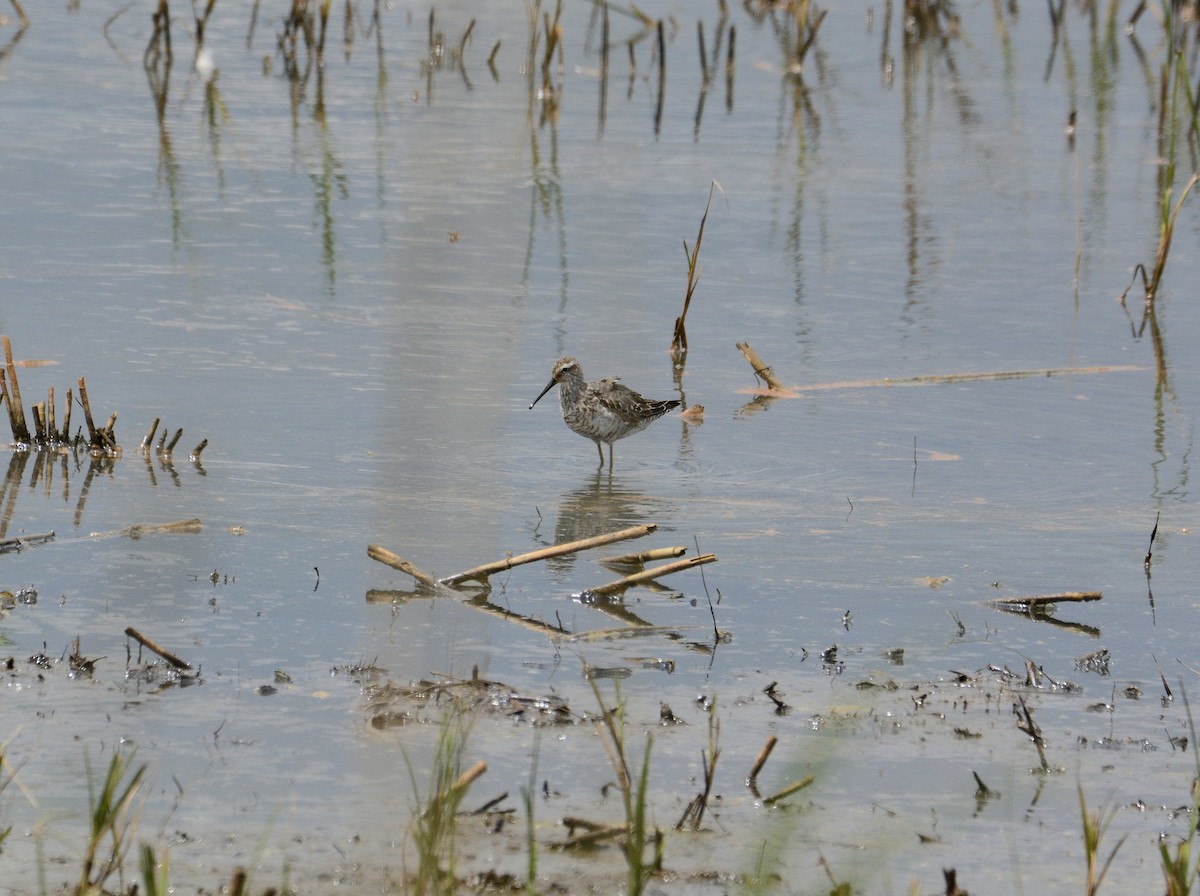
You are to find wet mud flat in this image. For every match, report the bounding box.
[3,552,1196,896]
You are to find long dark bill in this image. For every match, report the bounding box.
[529,378,558,410]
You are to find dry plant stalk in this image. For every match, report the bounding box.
[736,342,786,391]
[671,184,717,362]
[124,626,193,672]
[367,544,441,588]
[586,553,717,596]
[988,591,1102,610]
[440,523,658,586]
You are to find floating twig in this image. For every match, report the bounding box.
[988,591,1102,610]
[125,626,193,672]
[584,553,717,597]
[0,530,54,554]
[761,774,814,806]
[600,546,687,567]
[88,518,202,541]
[367,544,442,589]
[440,524,658,586]
[735,342,787,392]
[777,365,1142,394]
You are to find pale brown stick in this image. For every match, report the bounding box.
[142,418,160,449]
[125,626,193,671]
[440,523,658,586]
[451,759,488,796]
[88,519,202,540]
[786,366,1142,394]
[4,337,30,442]
[367,544,440,588]
[0,530,55,553]
[165,428,183,453]
[601,546,687,566]
[761,775,814,806]
[586,553,717,596]
[61,387,72,441]
[988,591,1102,609]
[77,377,99,446]
[747,735,777,787]
[736,342,785,391]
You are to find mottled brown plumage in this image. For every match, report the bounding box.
[529,357,680,467]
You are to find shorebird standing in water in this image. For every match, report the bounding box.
[529,357,681,468]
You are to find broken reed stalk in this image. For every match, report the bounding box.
[1014,695,1049,771]
[367,544,441,589]
[747,734,777,788]
[736,342,786,391]
[61,387,72,442]
[586,553,717,597]
[697,21,708,82]
[761,774,814,806]
[76,377,99,446]
[191,439,208,459]
[141,418,160,450]
[439,523,658,586]
[165,428,183,453]
[124,626,193,672]
[601,546,687,566]
[0,531,54,554]
[3,337,30,443]
[988,591,1102,610]
[83,519,201,541]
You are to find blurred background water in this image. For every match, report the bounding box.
[2,1,1200,892]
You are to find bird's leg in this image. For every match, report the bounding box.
[595,441,605,466]
[606,444,614,469]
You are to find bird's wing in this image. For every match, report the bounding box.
[594,379,661,424]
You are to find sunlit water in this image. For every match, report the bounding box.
[2,2,1199,893]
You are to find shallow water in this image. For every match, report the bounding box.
[2,2,1200,893]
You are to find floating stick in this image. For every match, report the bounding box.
[747,735,777,788]
[125,626,193,672]
[367,544,441,589]
[736,342,786,391]
[600,546,687,566]
[761,774,814,806]
[439,523,657,586]
[585,553,717,597]
[787,365,1142,393]
[988,591,1102,610]
[0,531,54,553]
[87,519,202,541]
